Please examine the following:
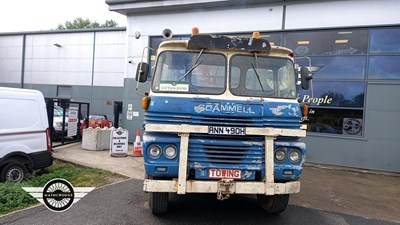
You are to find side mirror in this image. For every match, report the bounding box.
[136,62,149,83]
[300,67,312,90]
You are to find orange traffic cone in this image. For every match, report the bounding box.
[132,129,143,157]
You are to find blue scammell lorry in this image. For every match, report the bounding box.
[135,28,311,215]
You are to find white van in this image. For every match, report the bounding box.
[0,87,53,182]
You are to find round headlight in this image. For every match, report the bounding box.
[274,148,286,162]
[148,145,161,158]
[289,150,301,163]
[164,145,177,159]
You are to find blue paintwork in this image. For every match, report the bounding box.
[143,96,306,182]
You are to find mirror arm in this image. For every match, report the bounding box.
[295,56,314,97]
[294,56,312,78]
[136,46,155,97]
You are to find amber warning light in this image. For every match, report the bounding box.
[302,103,309,118]
[192,27,199,35]
[252,32,261,39]
[142,95,151,110]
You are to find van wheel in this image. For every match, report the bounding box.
[149,192,168,215]
[0,162,28,182]
[257,194,289,214]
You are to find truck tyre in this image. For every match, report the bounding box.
[149,192,168,215]
[0,162,28,182]
[257,194,289,214]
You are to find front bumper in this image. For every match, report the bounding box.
[144,179,300,195]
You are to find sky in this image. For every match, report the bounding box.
[0,0,127,33]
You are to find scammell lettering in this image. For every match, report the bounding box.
[196,103,255,114]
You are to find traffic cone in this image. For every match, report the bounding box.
[132,129,143,157]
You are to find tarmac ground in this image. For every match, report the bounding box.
[53,142,400,223]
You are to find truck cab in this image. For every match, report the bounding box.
[136,30,310,215]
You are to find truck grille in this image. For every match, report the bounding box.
[145,112,299,128]
[188,134,264,170]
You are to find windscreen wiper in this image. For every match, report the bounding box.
[179,49,204,81]
[251,62,265,92]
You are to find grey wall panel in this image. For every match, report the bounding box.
[90,99,115,119]
[93,31,126,87]
[25,45,94,59]
[92,86,123,100]
[365,83,400,142]
[0,70,21,84]
[367,111,399,141]
[94,58,125,72]
[95,44,126,58]
[0,46,23,58]
[0,83,20,88]
[0,59,22,71]
[121,78,149,142]
[127,6,283,36]
[71,86,92,101]
[95,31,126,45]
[304,136,367,167]
[92,73,126,86]
[27,84,57,97]
[364,83,400,171]
[305,135,400,172]
[24,33,95,87]
[24,71,92,85]
[0,35,23,84]
[0,35,23,47]
[25,33,94,46]
[26,58,93,72]
[93,72,125,87]
[285,0,400,29]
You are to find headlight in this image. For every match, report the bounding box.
[148,145,161,159]
[274,148,286,162]
[164,145,177,159]
[289,149,301,163]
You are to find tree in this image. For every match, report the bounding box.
[57,18,118,30]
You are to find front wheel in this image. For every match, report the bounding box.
[0,162,28,182]
[149,192,168,215]
[257,194,289,214]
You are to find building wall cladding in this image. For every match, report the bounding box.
[0,29,126,121]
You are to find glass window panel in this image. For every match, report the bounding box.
[227,32,283,46]
[230,55,297,98]
[370,28,400,54]
[304,108,363,136]
[152,51,226,95]
[368,56,400,80]
[260,33,283,47]
[285,29,368,56]
[149,36,190,78]
[298,81,364,108]
[230,67,241,89]
[296,56,366,79]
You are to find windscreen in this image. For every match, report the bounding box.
[152,51,226,95]
[230,55,297,98]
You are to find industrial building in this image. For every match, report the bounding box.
[1,0,399,172]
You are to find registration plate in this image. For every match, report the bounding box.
[209,169,242,179]
[208,126,246,135]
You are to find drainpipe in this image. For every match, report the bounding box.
[90,31,97,106]
[21,34,26,88]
